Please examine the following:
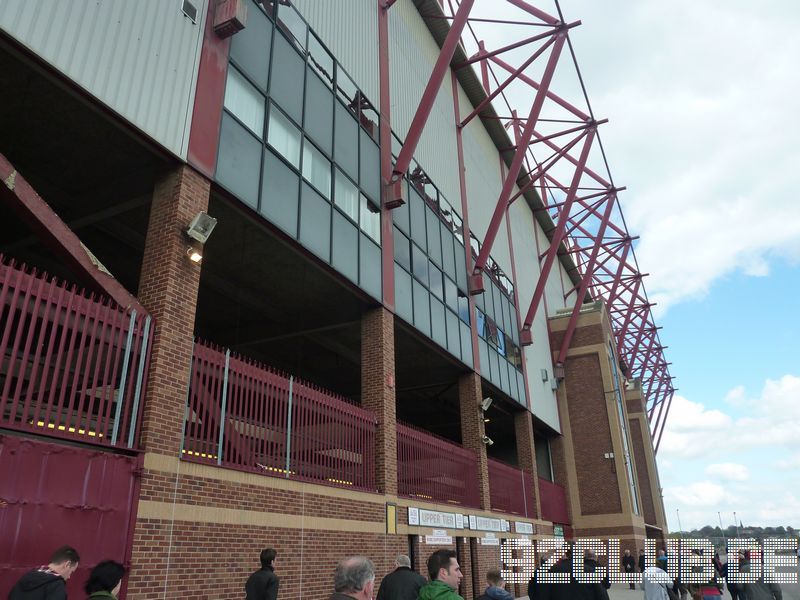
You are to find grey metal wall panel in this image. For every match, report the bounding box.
[292,0,379,105]
[0,0,207,158]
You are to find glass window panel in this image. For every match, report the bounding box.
[441,225,456,278]
[302,140,331,198]
[394,264,413,323]
[392,181,411,234]
[518,372,527,404]
[336,70,358,107]
[277,3,306,49]
[411,244,428,286]
[430,298,446,349]
[393,228,411,272]
[308,33,334,87]
[426,207,442,266]
[332,211,358,282]
[224,67,265,137]
[267,106,301,168]
[412,280,430,337]
[360,194,381,243]
[446,309,460,357]
[498,357,508,393]
[299,183,331,261]
[261,149,299,236]
[496,329,506,357]
[429,263,443,300]
[455,241,467,292]
[334,169,359,222]
[217,112,261,209]
[444,276,458,313]
[479,340,490,379]
[475,309,486,338]
[334,100,359,180]
[270,33,304,123]
[359,130,380,202]
[229,0,271,90]
[491,283,502,327]
[304,69,334,156]
[457,293,470,324]
[359,235,382,300]
[409,189,427,251]
[460,322,473,367]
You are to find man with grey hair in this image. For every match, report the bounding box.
[331,556,376,600]
[376,555,426,600]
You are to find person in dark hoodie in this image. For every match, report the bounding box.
[476,570,513,600]
[376,555,426,600]
[8,545,80,600]
[84,561,126,600]
[537,546,609,600]
[245,548,280,600]
[329,556,375,600]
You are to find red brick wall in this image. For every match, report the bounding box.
[514,411,541,519]
[458,373,491,510]
[628,418,657,525]
[549,323,604,353]
[563,353,622,515]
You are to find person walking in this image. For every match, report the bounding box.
[8,545,80,600]
[622,549,637,590]
[84,561,126,600]
[329,556,376,600]
[476,570,513,600]
[639,549,647,573]
[536,547,608,600]
[418,549,464,600]
[245,548,280,600]
[375,555,425,600]
[643,562,674,600]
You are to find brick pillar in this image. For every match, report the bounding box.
[137,165,210,455]
[458,372,491,510]
[514,411,542,519]
[361,307,397,495]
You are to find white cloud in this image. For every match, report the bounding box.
[705,463,749,482]
[665,481,735,508]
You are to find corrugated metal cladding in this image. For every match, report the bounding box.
[291,0,379,106]
[0,0,207,158]
[388,0,460,204]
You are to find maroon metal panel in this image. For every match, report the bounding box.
[537,477,570,524]
[182,341,377,491]
[396,422,480,508]
[488,458,533,517]
[0,435,139,599]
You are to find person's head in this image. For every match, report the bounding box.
[656,556,668,572]
[486,569,505,589]
[585,549,597,561]
[427,550,462,590]
[639,549,645,554]
[85,561,126,598]
[395,555,411,569]
[260,548,277,569]
[624,549,631,556]
[48,546,80,581]
[657,549,666,558]
[334,556,375,600]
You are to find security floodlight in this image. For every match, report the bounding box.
[186,211,218,244]
[481,436,494,446]
[187,247,203,264]
[480,397,493,412]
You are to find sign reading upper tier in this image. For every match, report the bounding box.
[408,507,462,529]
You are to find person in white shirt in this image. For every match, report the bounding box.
[642,559,674,600]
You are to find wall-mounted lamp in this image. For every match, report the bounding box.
[480,397,493,412]
[482,435,494,446]
[541,369,549,382]
[187,247,203,264]
[186,211,218,244]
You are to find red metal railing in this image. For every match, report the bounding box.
[397,422,480,508]
[488,457,534,517]
[538,477,570,524]
[0,257,152,449]
[183,341,377,491]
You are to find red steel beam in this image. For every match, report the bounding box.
[0,153,146,314]
[469,28,569,293]
[378,0,395,307]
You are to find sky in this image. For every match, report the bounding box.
[463,0,800,531]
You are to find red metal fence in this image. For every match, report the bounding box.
[538,477,570,524]
[183,341,377,491]
[0,257,152,449]
[396,422,480,508]
[488,457,534,517]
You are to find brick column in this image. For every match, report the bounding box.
[514,411,542,519]
[361,307,398,495]
[458,372,491,510]
[137,165,210,455]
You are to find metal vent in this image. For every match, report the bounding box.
[182,0,198,23]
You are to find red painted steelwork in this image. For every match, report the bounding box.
[187,0,232,178]
[488,457,534,517]
[0,153,145,314]
[378,0,395,307]
[183,341,378,491]
[0,435,140,599]
[396,422,480,508]
[537,477,570,524]
[0,257,151,449]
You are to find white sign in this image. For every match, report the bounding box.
[553,524,564,538]
[408,507,419,526]
[419,509,456,529]
[455,513,464,529]
[501,519,510,532]
[480,536,500,546]
[475,516,503,532]
[425,534,453,545]
[515,521,535,535]
[469,515,477,529]
[432,529,448,537]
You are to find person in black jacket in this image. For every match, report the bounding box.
[375,555,426,600]
[245,548,280,600]
[537,548,609,600]
[8,546,80,600]
[622,549,637,590]
[638,549,646,573]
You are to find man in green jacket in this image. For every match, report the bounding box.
[418,549,464,600]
